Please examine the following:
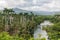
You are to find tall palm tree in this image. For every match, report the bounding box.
[3,8,14,32]
[8,9,14,26]
[3,8,9,31]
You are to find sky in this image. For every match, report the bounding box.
[0,0,60,11]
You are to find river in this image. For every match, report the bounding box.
[34,20,53,40]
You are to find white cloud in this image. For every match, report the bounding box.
[0,0,7,9]
[20,0,60,12]
[0,0,60,11]
[5,0,27,8]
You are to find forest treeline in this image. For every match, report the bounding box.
[0,8,60,40]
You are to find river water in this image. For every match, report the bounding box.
[34,20,53,40]
[34,25,48,40]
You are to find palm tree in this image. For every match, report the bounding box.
[3,8,14,32]
[3,8,9,31]
[8,9,14,26]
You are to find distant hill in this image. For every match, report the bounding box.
[13,8,30,13]
[13,8,60,15]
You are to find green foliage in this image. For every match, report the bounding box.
[0,8,60,40]
[44,22,60,40]
[0,32,46,40]
[0,32,13,40]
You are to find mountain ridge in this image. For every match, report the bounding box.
[13,8,60,15]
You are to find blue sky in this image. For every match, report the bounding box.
[0,0,60,11]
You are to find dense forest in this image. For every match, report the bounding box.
[0,8,60,40]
